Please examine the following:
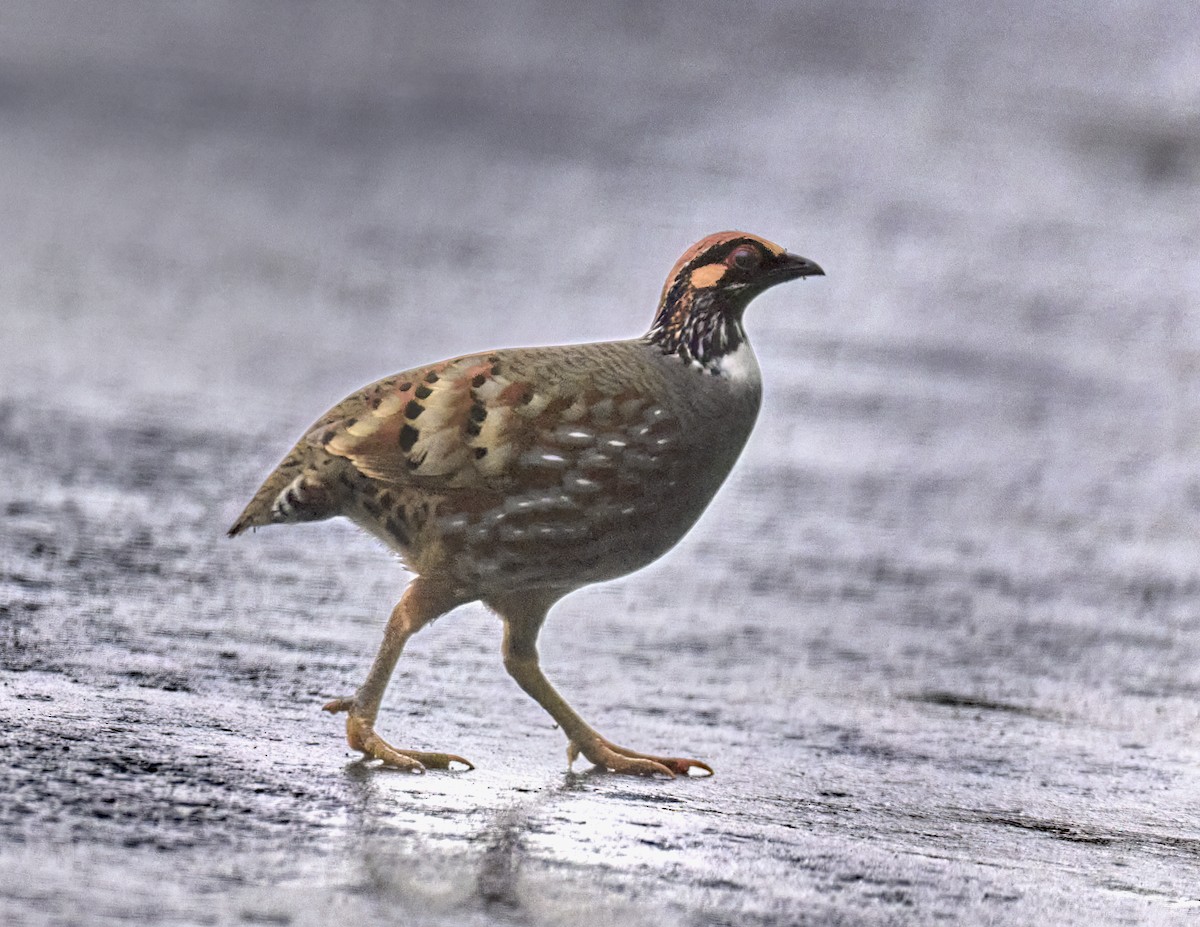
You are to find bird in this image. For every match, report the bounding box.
[229,231,823,777]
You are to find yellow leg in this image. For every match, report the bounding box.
[490,593,713,779]
[323,577,473,773]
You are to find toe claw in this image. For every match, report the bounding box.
[413,751,475,771]
[674,758,714,777]
[322,696,355,714]
[656,756,713,777]
[577,736,712,779]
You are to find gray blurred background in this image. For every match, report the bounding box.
[3,2,1200,925]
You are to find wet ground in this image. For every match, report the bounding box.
[4,2,1200,924]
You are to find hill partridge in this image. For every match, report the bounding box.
[229,231,823,777]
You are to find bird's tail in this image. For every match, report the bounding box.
[228,448,337,537]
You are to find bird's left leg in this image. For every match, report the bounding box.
[491,593,712,778]
[323,577,473,772]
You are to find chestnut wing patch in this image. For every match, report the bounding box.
[305,352,680,497]
[306,357,483,487]
[305,355,572,490]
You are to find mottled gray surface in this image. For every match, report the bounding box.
[4,2,1200,924]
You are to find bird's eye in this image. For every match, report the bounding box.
[729,246,760,271]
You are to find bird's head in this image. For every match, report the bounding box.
[646,231,823,372]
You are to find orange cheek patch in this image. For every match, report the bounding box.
[689,263,727,289]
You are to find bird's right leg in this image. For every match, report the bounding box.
[323,577,473,773]
[492,593,712,778]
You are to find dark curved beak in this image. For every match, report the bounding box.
[774,252,824,281]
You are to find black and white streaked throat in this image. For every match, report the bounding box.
[644,231,823,378]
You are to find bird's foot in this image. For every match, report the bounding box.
[567,735,713,779]
[321,697,474,773]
